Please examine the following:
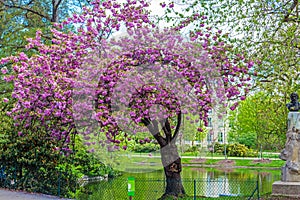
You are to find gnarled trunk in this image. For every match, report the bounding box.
[141,114,185,199]
[159,142,185,199]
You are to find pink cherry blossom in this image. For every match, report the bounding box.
[1,68,7,75]
[0,0,255,156]
[3,98,9,103]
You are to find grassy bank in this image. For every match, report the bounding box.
[182,158,285,168]
[109,152,285,169]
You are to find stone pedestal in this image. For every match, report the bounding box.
[272,181,300,198]
[288,112,300,130]
[281,166,300,182]
[272,111,300,197]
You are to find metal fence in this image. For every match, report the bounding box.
[80,178,260,200]
[0,164,77,198]
[0,163,262,200]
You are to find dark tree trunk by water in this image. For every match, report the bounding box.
[159,143,185,199]
[142,113,186,199]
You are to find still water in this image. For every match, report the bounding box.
[79,167,281,200]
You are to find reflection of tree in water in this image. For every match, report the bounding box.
[256,170,281,195]
[215,167,234,173]
[80,169,280,199]
[190,168,207,173]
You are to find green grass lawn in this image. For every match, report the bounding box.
[107,151,284,170]
[109,153,285,171]
[181,158,285,168]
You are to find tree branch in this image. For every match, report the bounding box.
[283,0,299,22]
[161,119,172,144]
[142,118,166,146]
[0,0,51,21]
[172,112,181,141]
[51,0,63,22]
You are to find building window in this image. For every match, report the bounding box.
[218,132,223,143]
[207,132,212,142]
[208,117,212,127]
[218,120,223,128]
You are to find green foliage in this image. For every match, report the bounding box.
[0,0,90,58]
[230,131,257,149]
[0,120,113,198]
[212,143,258,157]
[184,145,200,153]
[72,137,114,177]
[131,142,159,153]
[228,92,286,151]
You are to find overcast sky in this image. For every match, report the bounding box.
[112,0,192,38]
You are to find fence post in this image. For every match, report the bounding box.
[257,178,260,200]
[194,179,196,200]
[57,170,61,197]
[13,165,16,190]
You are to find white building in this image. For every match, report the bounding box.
[180,109,229,148]
[204,110,229,147]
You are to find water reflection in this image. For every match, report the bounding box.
[183,167,281,198]
[80,168,281,200]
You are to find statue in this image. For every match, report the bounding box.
[280,129,300,174]
[273,92,300,197]
[280,92,300,181]
[286,92,300,112]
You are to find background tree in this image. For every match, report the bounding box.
[164,0,298,149]
[181,114,207,147]
[229,92,286,153]
[0,0,91,117]
[0,0,91,58]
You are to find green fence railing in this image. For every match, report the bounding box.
[79,177,260,200]
[0,163,77,198]
[0,162,262,200]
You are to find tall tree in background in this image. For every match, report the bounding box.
[229,92,286,152]
[168,1,299,99]
[181,114,207,147]
[0,0,91,57]
[0,0,91,116]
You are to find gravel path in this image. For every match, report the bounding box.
[0,189,73,200]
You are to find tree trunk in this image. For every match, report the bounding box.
[159,142,185,199]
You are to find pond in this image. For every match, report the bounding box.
[78,167,281,200]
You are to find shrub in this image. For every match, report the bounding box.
[213,143,225,154]
[184,145,200,153]
[209,143,258,157]
[132,143,159,153]
[226,143,248,157]
[0,132,115,198]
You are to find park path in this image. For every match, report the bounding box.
[0,189,73,200]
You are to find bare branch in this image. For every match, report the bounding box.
[161,119,172,144]
[51,0,63,22]
[142,118,166,146]
[283,0,299,22]
[0,0,51,21]
[172,112,181,141]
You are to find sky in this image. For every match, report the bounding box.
[112,0,192,38]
